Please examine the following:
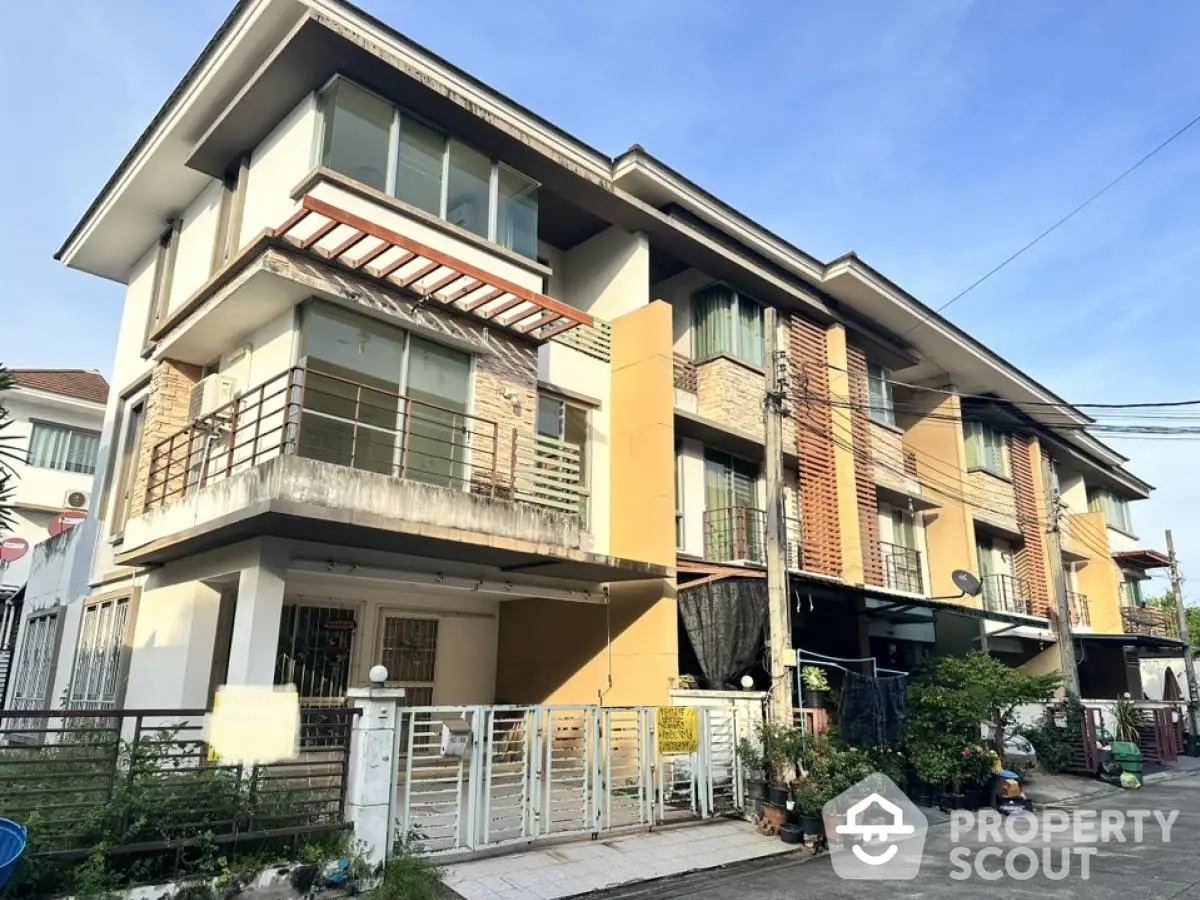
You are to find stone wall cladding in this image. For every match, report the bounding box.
[132,359,202,516]
[846,345,883,587]
[695,355,765,439]
[1011,434,1051,617]
[788,315,841,577]
[965,469,1019,532]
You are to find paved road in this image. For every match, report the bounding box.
[589,773,1200,900]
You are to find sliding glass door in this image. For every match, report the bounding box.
[298,303,470,486]
[703,449,761,561]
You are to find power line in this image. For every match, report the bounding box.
[900,108,1200,336]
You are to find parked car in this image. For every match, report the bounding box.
[1003,734,1038,772]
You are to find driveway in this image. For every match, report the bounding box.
[586,772,1200,899]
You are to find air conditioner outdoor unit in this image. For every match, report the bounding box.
[189,375,237,422]
[64,490,90,510]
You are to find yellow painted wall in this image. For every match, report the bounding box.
[902,389,979,604]
[1020,644,1067,696]
[495,301,678,706]
[1071,511,1123,634]
[825,324,864,584]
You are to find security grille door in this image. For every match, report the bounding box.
[379,615,438,706]
[274,604,357,702]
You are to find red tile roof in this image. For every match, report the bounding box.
[10,369,109,405]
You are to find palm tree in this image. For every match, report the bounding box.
[0,364,19,533]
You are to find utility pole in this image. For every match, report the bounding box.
[1166,529,1199,741]
[763,306,792,723]
[1042,457,1080,697]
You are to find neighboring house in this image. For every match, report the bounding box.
[9,0,1172,716]
[0,370,107,706]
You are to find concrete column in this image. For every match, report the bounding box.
[344,686,405,863]
[225,542,288,686]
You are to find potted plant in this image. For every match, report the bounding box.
[961,744,995,810]
[913,746,951,808]
[802,666,831,710]
[737,736,768,801]
[793,777,827,838]
[1112,696,1142,743]
[760,723,800,805]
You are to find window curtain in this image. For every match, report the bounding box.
[28,424,70,469]
[867,364,895,427]
[65,431,100,474]
[693,285,734,360]
[737,297,763,367]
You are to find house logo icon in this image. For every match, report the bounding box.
[826,773,927,880]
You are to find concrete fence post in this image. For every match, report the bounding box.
[344,686,405,864]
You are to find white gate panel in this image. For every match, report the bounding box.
[536,707,595,838]
[599,708,652,831]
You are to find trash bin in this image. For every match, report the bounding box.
[1111,741,1143,775]
[0,819,27,889]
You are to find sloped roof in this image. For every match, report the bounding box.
[10,369,109,405]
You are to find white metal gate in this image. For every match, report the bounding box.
[394,704,742,856]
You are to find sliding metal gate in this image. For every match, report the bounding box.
[394,704,742,855]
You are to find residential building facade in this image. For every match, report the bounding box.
[6,0,1173,717]
[0,370,107,706]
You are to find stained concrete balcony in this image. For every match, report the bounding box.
[118,366,665,584]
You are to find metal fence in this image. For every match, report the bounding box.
[394,705,741,856]
[0,706,358,860]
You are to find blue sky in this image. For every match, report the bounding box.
[2,0,1198,591]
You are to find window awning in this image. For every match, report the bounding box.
[1113,549,1172,570]
[274,195,592,342]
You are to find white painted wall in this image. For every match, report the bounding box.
[0,388,105,589]
[651,267,710,356]
[537,343,611,555]
[676,438,705,557]
[168,180,224,313]
[239,93,319,246]
[123,580,223,709]
[562,226,649,319]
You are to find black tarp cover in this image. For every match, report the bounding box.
[678,578,767,689]
[840,670,909,748]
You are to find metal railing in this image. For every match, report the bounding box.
[513,432,588,517]
[981,573,1031,616]
[1121,604,1179,639]
[673,353,698,393]
[0,706,357,861]
[1066,590,1091,627]
[144,366,587,520]
[701,506,801,569]
[703,506,765,564]
[881,542,923,594]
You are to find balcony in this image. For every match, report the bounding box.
[673,353,698,393]
[981,573,1032,616]
[1066,591,1090,628]
[119,365,663,580]
[880,542,923,594]
[1120,604,1179,640]
[701,506,801,569]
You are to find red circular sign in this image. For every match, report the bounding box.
[49,511,88,537]
[0,537,29,562]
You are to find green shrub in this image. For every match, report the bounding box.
[1020,715,1071,773]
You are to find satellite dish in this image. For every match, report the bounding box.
[952,569,983,597]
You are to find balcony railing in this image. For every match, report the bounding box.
[1066,591,1091,627]
[701,506,801,569]
[673,353,698,393]
[1121,604,1180,639]
[144,366,587,520]
[981,573,1031,616]
[881,542,923,594]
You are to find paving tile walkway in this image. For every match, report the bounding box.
[442,820,794,899]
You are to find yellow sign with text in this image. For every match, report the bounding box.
[656,707,699,754]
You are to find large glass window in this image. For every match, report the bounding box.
[964,421,1009,477]
[692,284,763,367]
[109,400,145,536]
[497,166,539,259]
[318,79,393,193]
[703,449,761,561]
[298,304,471,487]
[867,362,896,428]
[395,115,446,215]
[445,140,492,239]
[1088,487,1134,534]
[27,423,100,474]
[317,77,542,259]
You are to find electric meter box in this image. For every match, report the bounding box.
[441,720,470,757]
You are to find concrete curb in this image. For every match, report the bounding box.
[1039,765,1200,809]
